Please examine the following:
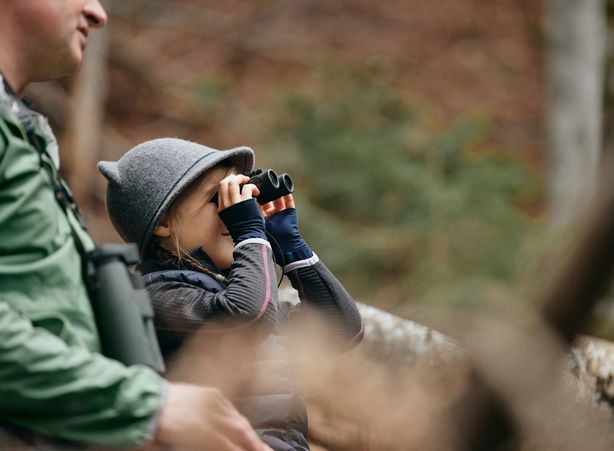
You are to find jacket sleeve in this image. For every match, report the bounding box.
[147,240,278,338]
[0,301,167,447]
[284,254,364,348]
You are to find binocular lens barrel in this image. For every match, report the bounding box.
[249,169,279,191]
[279,173,294,194]
[248,168,294,204]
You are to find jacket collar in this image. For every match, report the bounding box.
[139,246,224,275]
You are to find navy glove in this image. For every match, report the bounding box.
[218,198,267,245]
[264,208,313,265]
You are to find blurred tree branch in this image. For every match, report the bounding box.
[450,157,614,451]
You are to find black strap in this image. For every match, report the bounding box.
[2,73,95,293]
[23,122,94,284]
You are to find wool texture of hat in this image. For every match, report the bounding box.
[98,138,255,257]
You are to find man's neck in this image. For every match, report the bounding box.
[0,60,27,94]
[0,39,36,94]
[0,73,21,98]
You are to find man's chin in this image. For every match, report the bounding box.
[69,49,85,72]
[37,59,82,83]
[59,47,85,77]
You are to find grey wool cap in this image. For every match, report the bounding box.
[98,138,255,257]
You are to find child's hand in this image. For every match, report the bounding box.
[217,174,260,211]
[262,195,313,266]
[261,194,295,216]
[217,174,267,245]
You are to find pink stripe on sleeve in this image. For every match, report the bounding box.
[210,243,272,333]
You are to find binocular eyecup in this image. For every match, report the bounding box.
[248,169,294,204]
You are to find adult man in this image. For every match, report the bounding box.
[0,1,270,449]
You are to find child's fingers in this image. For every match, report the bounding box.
[284,194,295,209]
[261,202,275,216]
[272,197,286,211]
[257,203,267,216]
[218,176,233,208]
[240,184,260,201]
[261,194,295,216]
[219,175,250,208]
[261,200,282,216]
[261,203,272,216]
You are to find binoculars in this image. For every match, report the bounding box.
[87,244,165,373]
[247,169,294,204]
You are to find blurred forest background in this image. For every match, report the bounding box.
[26,0,613,335]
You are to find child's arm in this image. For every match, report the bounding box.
[264,196,364,348]
[149,176,277,339]
[285,255,364,347]
[148,238,277,336]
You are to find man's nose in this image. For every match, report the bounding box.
[83,0,108,29]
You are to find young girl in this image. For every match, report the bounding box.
[98,138,364,450]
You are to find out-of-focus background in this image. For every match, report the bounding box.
[27,0,613,334]
[20,1,614,449]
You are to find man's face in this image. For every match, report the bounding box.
[10,0,107,81]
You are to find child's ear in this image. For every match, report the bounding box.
[153,223,171,238]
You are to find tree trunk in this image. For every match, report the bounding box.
[545,0,607,227]
[62,28,109,207]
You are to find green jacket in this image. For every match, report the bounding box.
[0,78,166,447]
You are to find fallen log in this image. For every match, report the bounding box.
[279,287,614,409]
[279,288,614,450]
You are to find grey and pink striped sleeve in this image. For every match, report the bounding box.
[147,240,278,337]
[285,254,364,348]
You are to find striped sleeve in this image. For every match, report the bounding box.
[147,241,277,339]
[286,254,364,348]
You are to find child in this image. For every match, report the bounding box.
[98,138,364,450]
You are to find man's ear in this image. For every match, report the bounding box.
[153,223,171,238]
